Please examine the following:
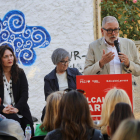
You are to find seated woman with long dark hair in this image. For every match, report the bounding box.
[0,45,34,135]
[44,90,104,140]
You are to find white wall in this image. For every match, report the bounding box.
[0,0,94,122]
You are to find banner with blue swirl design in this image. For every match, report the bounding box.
[0,10,51,66]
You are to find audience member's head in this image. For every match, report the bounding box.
[55,90,95,140]
[107,102,134,137]
[98,88,132,134]
[112,119,140,140]
[40,91,63,132]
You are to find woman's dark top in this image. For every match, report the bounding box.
[0,69,33,123]
[103,134,110,140]
[44,67,82,100]
[44,128,104,140]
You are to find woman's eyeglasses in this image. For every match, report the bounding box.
[60,60,70,65]
[64,88,86,95]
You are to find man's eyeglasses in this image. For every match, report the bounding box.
[64,88,86,95]
[103,27,120,34]
[60,60,70,65]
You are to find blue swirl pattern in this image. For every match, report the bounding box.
[0,10,51,66]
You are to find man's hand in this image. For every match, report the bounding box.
[99,49,115,68]
[118,52,129,67]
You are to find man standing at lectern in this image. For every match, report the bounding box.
[84,16,140,77]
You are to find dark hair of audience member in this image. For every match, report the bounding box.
[109,102,134,136]
[54,90,95,140]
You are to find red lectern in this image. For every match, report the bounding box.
[76,74,133,120]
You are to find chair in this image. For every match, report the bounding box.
[30,135,46,140]
[32,116,38,122]
[0,135,18,140]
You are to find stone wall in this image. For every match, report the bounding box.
[134,41,140,120]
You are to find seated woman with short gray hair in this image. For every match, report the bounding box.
[41,48,82,121]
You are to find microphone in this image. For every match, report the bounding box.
[114,40,121,55]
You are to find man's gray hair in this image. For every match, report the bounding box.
[102,16,119,27]
[51,48,71,65]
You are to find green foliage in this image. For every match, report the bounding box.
[100,0,140,40]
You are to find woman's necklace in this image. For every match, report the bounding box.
[3,74,14,106]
